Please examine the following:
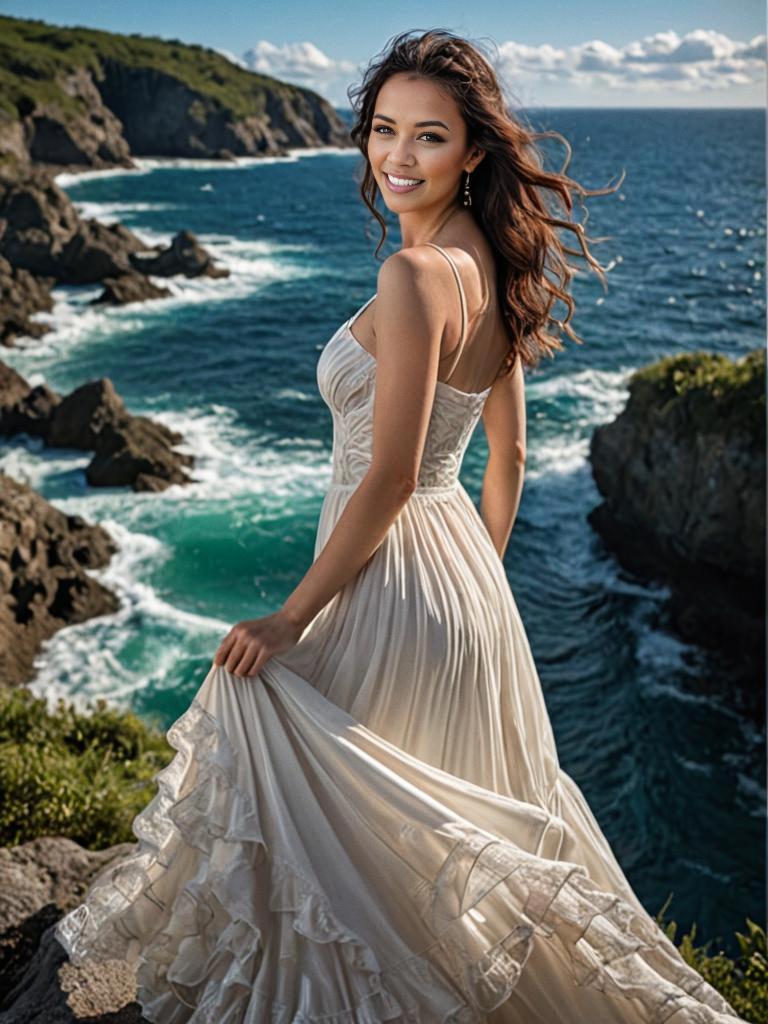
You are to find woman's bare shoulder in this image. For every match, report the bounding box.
[375,245,457,313]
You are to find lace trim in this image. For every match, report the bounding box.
[54,696,745,1024]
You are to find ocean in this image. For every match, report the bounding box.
[2,106,764,954]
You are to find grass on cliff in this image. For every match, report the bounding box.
[0,684,172,850]
[629,347,765,441]
[0,685,766,1019]
[0,13,309,123]
[654,899,768,1024]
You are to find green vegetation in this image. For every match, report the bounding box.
[655,896,768,1024]
[629,347,765,440]
[0,684,172,849]
[0,14,307,123]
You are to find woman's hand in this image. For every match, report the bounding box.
[212,610,304,678]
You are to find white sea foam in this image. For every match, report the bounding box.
[147,404,331,503]
[1,236,318,372]
[53,145,358,188]
[0,398,331,516]
[523,364,634,480]
[71,200,179,222]
[25,517,230,715]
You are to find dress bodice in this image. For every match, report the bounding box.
[316,302,491,491]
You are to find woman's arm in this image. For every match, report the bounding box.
[281,246,452,632]
[479,354,527,561]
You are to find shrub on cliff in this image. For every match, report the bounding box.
[0,685,172,849]
[629,347,765,441]
[656,899,768,1024]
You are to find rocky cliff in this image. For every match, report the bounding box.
[588,348,765,688]
[0,15,352,179]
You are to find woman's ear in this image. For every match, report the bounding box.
[467,149,486,173]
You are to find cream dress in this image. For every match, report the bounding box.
[55,244,746,1023]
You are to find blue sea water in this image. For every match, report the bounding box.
[1,107,764,955]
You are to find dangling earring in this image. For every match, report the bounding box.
[462,171,472,208]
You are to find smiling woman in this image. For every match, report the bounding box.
[53,26,749,1024]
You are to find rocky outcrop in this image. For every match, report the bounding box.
[0,472,119,688]
[588,348,765,685]
[0,362,196,491]
[0,15,351,181]
[0,253,55,347]
[0,168,230,343]
[0,836,142,1021]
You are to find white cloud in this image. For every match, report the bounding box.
[494,28,766,96]
[240,40,357,89]
[231,29,765,106]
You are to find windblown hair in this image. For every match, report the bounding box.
[347,28,624,375]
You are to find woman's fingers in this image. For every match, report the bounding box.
[239,650,263,678]
[213,620,279,678]
[213,632,235,666]
[232,646,257,677]
[218,640,264,678]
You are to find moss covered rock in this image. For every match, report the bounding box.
[588,348,765,685]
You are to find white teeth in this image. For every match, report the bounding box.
[387,173,423,186]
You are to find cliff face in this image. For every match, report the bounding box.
[0,16,352,177]
[588,348,765,685]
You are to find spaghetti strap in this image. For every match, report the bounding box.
[424,242,467,383]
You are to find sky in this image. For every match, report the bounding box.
[1,0,765,108]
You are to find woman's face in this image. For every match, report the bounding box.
[367,72,480,213]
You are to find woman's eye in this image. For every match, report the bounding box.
[372,126,443,142]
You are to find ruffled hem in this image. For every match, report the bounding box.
[54,690,745,1024]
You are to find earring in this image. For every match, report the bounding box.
[462,171,472,208]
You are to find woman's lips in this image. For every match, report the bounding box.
[383,172,425,194]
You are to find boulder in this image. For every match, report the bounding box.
[0,472,119,688]
[0,366,196,492]
[0,836,144,1022]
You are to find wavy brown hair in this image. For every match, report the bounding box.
[346,28,625,376]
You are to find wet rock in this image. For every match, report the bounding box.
[0,367,196,492]
[0,472,119,688]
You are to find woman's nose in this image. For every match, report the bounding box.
[390,137,415,165]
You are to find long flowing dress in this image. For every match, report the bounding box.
[54,244,747,1023]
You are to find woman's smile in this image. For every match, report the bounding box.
[383,171,425,193]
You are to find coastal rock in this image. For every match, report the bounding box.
[0,167,229,334]
[0,254,55,348]
[0,837,143,1021]
[0,362,62,438]
[0,110,31,179]
[127,229,230,280]
[0,366,196,492]
[47,377,148,449]
[82,414,195,490]
[90,272,172,306]
[0,169,228,289]
[588,348,765,685]
[0,472,119,688]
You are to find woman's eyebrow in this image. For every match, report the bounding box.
[372,113,451,131]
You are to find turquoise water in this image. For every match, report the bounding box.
[2,108,764,953]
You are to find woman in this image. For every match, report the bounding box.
[55,28,746,1024]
